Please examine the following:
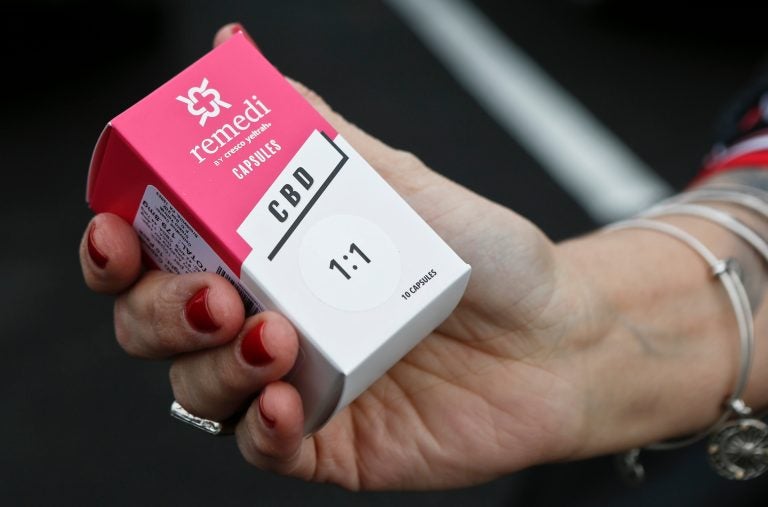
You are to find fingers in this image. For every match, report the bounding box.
[114,270,245,359]
[284,78,396,165]
[284,78,440,201]
[169,312,298,420]
[213,22,258,48]
[210,23,439,202]
[80,213,142,294]
[211,23,343,134]
[235,382,317,481]
[212,21,358,146]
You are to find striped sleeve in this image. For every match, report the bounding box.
[695,71,768,182]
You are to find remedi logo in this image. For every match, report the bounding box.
[179,78,274,168]
[177,78,231,126]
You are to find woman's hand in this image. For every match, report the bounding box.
[79,24,768,490]
[80,23,600,490]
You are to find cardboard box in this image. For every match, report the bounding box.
[87,33,471,433]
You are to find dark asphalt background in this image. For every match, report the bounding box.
[3,0,768,505]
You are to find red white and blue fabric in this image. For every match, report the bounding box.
[697,89,768,182]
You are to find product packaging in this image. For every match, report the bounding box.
[87,33,471,433]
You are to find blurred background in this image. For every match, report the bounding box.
[3,0,768,504]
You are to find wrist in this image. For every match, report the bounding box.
[553,213,768,459]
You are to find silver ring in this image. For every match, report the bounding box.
[170,400,234,436]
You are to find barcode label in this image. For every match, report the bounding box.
[215,266,264,315]
[134,185,266,317]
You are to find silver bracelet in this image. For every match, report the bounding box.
[674,188,768,222]
[641,202,768,266]
[604,218,768,482]
[697,181,768,206]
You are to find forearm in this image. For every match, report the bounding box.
[556,172,768,459]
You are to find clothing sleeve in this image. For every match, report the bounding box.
[695,64,768,182]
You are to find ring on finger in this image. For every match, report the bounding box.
[170,400,238,436]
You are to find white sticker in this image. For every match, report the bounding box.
[133,185,264,315]
[299,214,401,311]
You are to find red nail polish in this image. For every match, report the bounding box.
[241,322,273,366]
[87,224,108,269]
[231,22,258,48]
[259,394,276,428]
[185,287,219,332]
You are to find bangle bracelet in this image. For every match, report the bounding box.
[675,188,768,222]
[697,182,768,206]
[641,203,768,265]
[605,218,768,482]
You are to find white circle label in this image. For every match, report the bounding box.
[299,215,401,311]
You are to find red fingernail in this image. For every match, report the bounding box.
[87,224,108,269]
[241,322,273,366]
[231,22,258,48]
[185,287,219,333]
[259,394,276,428]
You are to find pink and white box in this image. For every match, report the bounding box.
[87,33,471,433]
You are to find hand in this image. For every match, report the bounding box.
[80,23,596,489]
[80,24,768,490]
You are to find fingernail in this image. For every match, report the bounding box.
[87,224,108,269]
[259,394,276,428]
[185,287,219,333]
[241,322,273,366]
[231,22,258,48]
